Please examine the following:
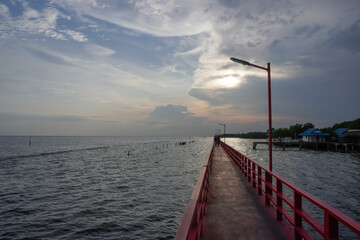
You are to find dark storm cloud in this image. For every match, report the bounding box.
[279,19,360,123]
[294,18,360,72]
[272,75,360,124]
[326,19,360,52]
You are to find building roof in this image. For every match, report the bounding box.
[340,130,360,137]
[298,128,330,136]
[334,128,348,135]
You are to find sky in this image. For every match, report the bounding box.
[0,0,359,136]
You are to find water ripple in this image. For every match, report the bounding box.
[0,146,110,161]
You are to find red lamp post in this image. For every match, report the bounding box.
[230,57,273,171]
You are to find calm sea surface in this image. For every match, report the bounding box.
[0,137,359,239]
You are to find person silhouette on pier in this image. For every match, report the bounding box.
[214,135,220,146]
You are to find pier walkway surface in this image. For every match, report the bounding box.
[201,145,288,240]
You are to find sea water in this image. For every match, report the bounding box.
[0,137,359,239]
[0,136,212,239]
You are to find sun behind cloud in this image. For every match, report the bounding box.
[217,76,240,88]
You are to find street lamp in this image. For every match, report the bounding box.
[218,123,226,143]
[230,57,273,171]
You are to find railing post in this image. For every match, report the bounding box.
[243,156,246,173]
[240,155,244,172]
[276,179,283,221]
[244,158,248,176]
[252,162,256,187]
[258,167,262,195]
[248,160,251,182]
[325,212,339,240]
[265,171,272,206]
[294,192,302,240]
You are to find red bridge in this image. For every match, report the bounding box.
[175,141,360,240]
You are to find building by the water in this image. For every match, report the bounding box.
[339,129,360,144]
[298,128,329,143]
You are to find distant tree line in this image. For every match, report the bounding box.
[272,123,315,139]
[319,118,360,138]
[225,118,360,139]
[225,132,268,139]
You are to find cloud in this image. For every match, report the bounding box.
[148,104,208,125]
[188,88,226,106]
[0,2,86,42]
[45,1,308,94]
[189,77,269,114]
[145,104,210,136]
[1,0,360,136]
[183,1,360,127]
[0,111,123,136]
[0,112,87,122]
[0,3,12,39]
[84,43,115,56]
[149,104,193,121]
[54,0,213,37]
[27,47,72,66]
[325,19,360,52]
[60,30,88,42]
[294,24,324,37]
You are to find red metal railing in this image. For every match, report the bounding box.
[221,141,360,240]
[175,144,214,240]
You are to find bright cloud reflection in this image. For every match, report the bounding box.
[217,76,240,88]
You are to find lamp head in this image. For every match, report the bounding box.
[230,57,251,66]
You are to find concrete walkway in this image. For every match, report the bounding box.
[201,145,288,240]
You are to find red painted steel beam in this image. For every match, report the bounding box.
[267,62,272,171]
